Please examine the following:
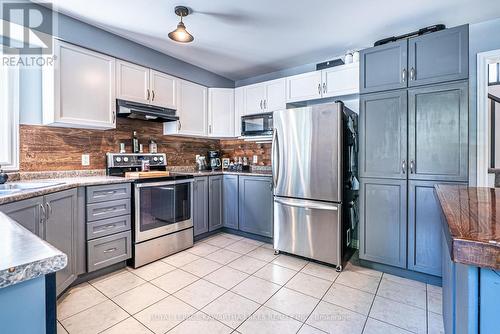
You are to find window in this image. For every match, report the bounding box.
[489,62,500,85]
[0,49,20,171]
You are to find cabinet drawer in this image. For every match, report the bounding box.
[87,231,131,272]
[86,183,131,203]
[87,215,131,240]
[86,199,131,222]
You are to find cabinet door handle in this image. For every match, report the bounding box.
[112,111,116,124]
[318,83,321,95]
[39,204,45,237]
[260,100,263,110]
[152,90,155,101]
[103,247,117,253]
[46,202,52,219]
[178,121,182,131]
[401,160,406,174]
[263,99,266,109]
[147,89,150,100]
[410,67,415,81]
[323,83,327,94]
[209,124,212,134]
[410,160,415,173]
[402,68,407,82]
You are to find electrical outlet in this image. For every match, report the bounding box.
[253,155,258,164]
[81,154,90,166]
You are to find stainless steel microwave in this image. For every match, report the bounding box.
[241,113,273,136]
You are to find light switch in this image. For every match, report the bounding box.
[82,154,90,166]
[253,155,258,164]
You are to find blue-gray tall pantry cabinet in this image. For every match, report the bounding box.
[358,24,469,278]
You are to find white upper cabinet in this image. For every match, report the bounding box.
[116,60,149,104]
[208,88,234,138]
[43,40,116,129]
[116,61,179,109]
[243,78,286,115]
[286,71,322,103]
[322,63,359,98]
[265,78,286,112]
[164,80,207,137]
[234,87,244,137]
[286,63,359,103]
[244,83,266,115]
[150,70,178,109]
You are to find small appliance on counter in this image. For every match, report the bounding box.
[195,155,208,171]
[106,152,194,268]
[208,150,222,171]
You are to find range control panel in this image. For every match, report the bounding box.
[106,153,166,168]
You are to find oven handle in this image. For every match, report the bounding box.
[134,179,193,188]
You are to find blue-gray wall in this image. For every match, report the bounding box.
[11,3,234,124]
[468,17,500,185]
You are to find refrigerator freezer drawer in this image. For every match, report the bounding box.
[273,197,342,267]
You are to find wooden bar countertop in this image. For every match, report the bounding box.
[435,184,500,269]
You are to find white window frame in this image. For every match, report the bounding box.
[0,49,20,171]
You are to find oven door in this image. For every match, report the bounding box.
[134,179,193,243]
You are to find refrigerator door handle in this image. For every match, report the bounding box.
[272,128,280,189]
[274,197,339,211]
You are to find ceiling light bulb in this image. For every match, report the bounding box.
[168,6,194,43]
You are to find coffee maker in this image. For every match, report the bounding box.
[208,150,221,171]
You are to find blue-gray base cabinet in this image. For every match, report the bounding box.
[441,232,500,334]
[85,183,132,272]
[194,174,273,240]
[238,176,273,238]
[223,175,239,229]
[359,178,407,268]
[0,188,78,295]
[208,175,223,231]
[193,176,209,236]
[408,181,466,276]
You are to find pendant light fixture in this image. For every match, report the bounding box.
[168,6,194,43]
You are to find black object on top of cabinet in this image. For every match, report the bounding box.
[373,24,445,46]
[360,25,468,94]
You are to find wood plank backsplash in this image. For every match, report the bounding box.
[220,139,271,166]
[20,118,219,171]
[19,118,271,171]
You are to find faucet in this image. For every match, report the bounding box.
[0,165,8,184]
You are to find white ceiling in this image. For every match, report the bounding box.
[44,0,500,81]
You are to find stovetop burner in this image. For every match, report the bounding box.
[105,153,193,181]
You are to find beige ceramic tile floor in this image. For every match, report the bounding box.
[57,232,444,334]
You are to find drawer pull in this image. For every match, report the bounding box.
[97,206,121,214]
[95,190,117,197]
[103,247,118,253]
[96,224,117,232]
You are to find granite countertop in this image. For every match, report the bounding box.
[435,184,500,269]
[0,212,67,288]
[0,176,132,205]
[178,170,272,177]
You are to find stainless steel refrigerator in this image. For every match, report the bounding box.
[272,101,358,271]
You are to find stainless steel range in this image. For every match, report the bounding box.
[106,153,194,268]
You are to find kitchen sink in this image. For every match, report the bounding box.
[0,182,65,195]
